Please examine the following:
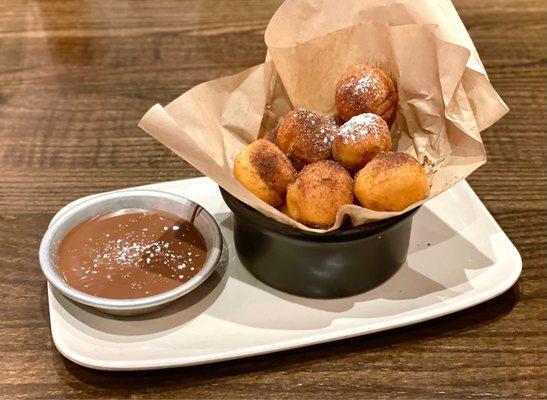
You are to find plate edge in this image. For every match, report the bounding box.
[48,180,523,371]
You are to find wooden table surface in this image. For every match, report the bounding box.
[1,0,545,398]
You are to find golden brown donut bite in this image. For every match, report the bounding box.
[234,139,296,208]
[332,113,392,172]
[276,108,338,170]
[354,152,429,212]
[335,64,398,126]
[286,160,353,228]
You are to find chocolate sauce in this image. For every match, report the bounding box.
[57,209,207,299]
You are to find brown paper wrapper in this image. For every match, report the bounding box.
[139,0,508,233]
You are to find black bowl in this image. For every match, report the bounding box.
[220,188,418,299]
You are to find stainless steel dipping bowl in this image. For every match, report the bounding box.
[39,190,222,316]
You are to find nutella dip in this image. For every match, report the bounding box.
[57,209,207,299]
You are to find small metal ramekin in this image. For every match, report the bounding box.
[39,190,222,316]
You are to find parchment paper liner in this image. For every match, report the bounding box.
[139,0,507,233]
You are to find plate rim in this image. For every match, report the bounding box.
[47,178,522,371]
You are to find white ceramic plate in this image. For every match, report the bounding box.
[46,178,521,370]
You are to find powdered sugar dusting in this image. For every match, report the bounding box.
[338,113,386,144]
[281,109,339,168]
[296,109,338,149]
[57,209,208,299]
[340,68,382,102]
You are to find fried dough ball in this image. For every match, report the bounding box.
[234,139,296,208]
[354,152,429,211]
[332,113,392,172]
[279,203,291,218]
[327,114,343,128]
[335,64,398,126]
[286,160,353,228]
[277,108,338,170]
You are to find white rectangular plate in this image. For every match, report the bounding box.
[47,178,521,370]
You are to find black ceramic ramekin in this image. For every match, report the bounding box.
[220,188,418,299]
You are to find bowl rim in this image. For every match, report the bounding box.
[219,187,419,242]
[39,189,222,312]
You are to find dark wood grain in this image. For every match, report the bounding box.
[0,0,545,398]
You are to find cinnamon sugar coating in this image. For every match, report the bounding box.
[335,64,398,126]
